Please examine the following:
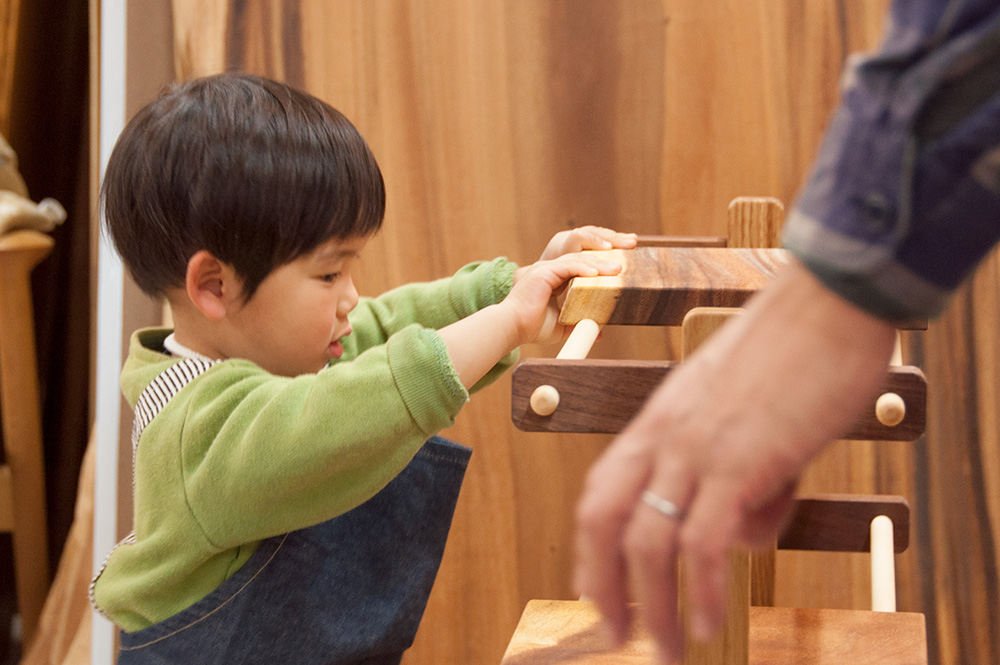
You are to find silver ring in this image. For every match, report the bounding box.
[641,490,685,521]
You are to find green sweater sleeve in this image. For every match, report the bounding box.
[342,257,518,392]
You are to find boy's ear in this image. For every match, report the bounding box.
[185,250,241,320]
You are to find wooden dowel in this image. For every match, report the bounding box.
[530,319,602,416]
[870,515,896,612]
[556,318,601,359]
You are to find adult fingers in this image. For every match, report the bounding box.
[574,436,653,646]
[739,480,797,549]
[623,471,695,664]
[676,480,743,642]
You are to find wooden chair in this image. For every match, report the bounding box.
[0,229,53,647]
[503,198,928,664]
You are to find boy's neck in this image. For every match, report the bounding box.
[165,295,229,363]
[163,333,217,362]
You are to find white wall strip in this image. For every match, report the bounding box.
[93,0,126,662]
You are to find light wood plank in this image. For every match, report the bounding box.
[500,600,927,665]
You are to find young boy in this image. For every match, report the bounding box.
[91,72,634,664]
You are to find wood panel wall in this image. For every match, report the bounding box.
[163,2,998,664]
[0,0,18,137]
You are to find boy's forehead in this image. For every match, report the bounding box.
[312,235,369,261]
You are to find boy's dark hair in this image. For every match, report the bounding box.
[101,72,385,300]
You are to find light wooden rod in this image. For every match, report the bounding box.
[870,515,897,612]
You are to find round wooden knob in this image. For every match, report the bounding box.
[530,385,560,416]
[875,392,905,427]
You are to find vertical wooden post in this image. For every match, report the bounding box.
[680,307,749,665]
[729,197,784,608]
[727,196,784,250]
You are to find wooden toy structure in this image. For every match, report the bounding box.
[502,198,928,664]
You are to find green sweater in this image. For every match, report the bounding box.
[93,259,517,632]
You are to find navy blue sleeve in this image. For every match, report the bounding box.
[783,0,1000,321]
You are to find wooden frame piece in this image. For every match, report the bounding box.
[511,359,927,441]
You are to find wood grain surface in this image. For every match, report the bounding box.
[0,0,17,136]
[500,600,927,665]
[164,2,998,664]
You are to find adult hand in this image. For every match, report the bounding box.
[574,259,897,664]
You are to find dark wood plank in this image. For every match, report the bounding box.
[779,494,910,553]
[512,359,927,441]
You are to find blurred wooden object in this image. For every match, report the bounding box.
[0,229,52,647]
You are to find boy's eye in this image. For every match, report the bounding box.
[320,273,341,283]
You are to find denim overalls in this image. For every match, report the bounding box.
[109,359,471,664]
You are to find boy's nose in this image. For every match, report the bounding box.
[339,277,359,316]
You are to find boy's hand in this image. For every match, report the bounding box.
[515,226,636,286]
[504,253,621,346]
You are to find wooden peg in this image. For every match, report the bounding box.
[529,385,560,417]
[876,392,906,427]
[530,319,601,416]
